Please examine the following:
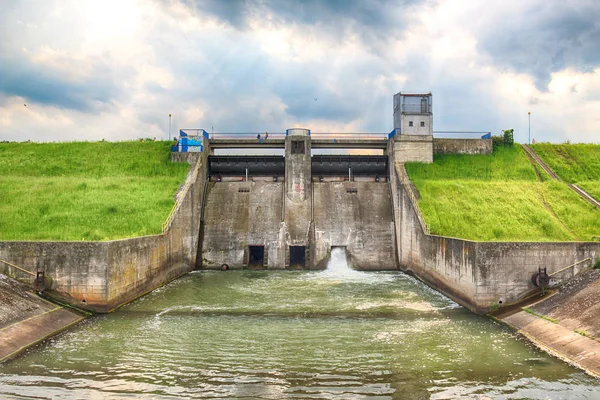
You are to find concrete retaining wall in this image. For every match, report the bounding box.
[433,138,492,155]
[0,146,209,312]
[393,135,433,163]
[313,182,397,269]
[202,181,285,269]
[391,162,600,313]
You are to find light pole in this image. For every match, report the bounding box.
[169,114,172,141]
[528,111,531,145]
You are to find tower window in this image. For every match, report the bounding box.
[420,121,425,127]
[408,121,413,127]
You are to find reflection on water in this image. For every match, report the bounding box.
[1,253,599,399]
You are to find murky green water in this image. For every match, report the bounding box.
[1,252,599,399]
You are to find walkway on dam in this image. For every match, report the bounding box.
[499,269,600,377]
[209,137,389,149]
[0,274,85,363]
[523,144,600,209]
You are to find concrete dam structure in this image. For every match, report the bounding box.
[1,92,598,317]
[201,129,396,270]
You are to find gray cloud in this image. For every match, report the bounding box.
[170,0,425,55]
[0,56,127,112]
[176,0,416,27]
[475,2,600,90]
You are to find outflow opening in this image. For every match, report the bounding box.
[248,246,265,268]
[289,246,306,269]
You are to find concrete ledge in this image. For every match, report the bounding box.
[502,311,600,378]
[0,306,85,363]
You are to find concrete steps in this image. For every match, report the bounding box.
[522,144,561,181]
[569,184,600,209]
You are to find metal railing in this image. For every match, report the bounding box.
[186,132,389,140]
[433,131,492,139]
[401,104,431,113]
[162,158,202,233]
[549,258,592,277]
[199,132,287,140]
[310,132,388,140]
[0,259,35,276]
[397,165,430,234]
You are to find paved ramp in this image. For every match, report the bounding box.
[0,274,85,362]
[500,269,600,377]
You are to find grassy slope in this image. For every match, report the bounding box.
[0,142,189,241]
[405,146,600,241]
[531,143,600,202]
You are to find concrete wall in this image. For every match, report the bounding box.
[391,161,600,313]
[475,242,597,306]
[201,181,285,269]
[0,241,109,309]
[433,138,492,155]
[390,163,479,308]
[0,144,209,312]
[313,182,397,270]
[401,115,433,136]
[393,134,433,163]
[285,135,313,247]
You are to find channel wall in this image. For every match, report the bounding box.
[390,161,600,313]
[0,147,208,313]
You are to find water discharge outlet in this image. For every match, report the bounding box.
[247,246,264,268]
[289,246,306,269]
[327,247,353,273]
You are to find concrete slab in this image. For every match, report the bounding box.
[503,311,600,377]
[0,274,85,363]
[0,306,84,363]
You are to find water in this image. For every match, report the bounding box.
[1,249,599,399]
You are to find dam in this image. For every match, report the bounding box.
[1,92,597,316]
[1,93,600,391]
[200,128,396,270]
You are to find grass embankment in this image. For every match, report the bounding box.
[0,142,189,241]
[405,146,600,242]
[531,143,600,200]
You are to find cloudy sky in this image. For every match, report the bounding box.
[1,0,599,143]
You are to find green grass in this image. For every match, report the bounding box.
[531,143,600,203]
[405,145,600,241]
[576,181,600,201]
[405,146,539,182]
[0,141,190,241]
[530,143,600,183]
[523,307,558,324]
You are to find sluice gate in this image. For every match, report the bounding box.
[207,155,389,180]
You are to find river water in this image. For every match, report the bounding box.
[1,249,599,399]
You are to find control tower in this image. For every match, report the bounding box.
[392,92,433,163]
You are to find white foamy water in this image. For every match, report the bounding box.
[313,247,396,284]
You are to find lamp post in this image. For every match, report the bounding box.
[528,111,531,145]
[168,114,172,141]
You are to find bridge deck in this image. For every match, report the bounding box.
[209,138,388,149]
